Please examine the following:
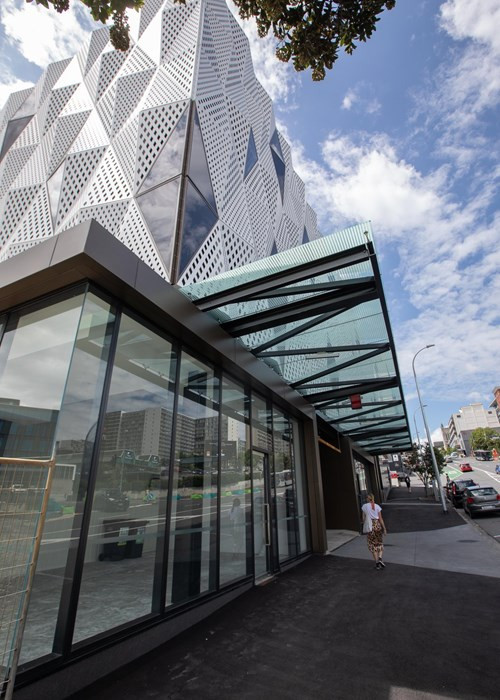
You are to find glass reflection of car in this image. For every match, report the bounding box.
[463,486,500,518]
[93,488,130,512]
[460,463,473,473]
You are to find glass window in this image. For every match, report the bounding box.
[273,408,298,562]
[166,352,219,606]
[219,377,251,586]
[290,418,310,554]
[178,181,218,277]
[0,293,85,460]
[20,292,116,663]
[137,177,180,273]
[251,394,272,452]
[188,106,216,212]
[73,313,177,644]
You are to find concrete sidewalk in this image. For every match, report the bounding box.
[69,487,500,700]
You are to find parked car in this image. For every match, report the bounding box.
[445,456,453,463]
[463,486,500,518]
[93,488,130,512]
[445,479,478,507]
[460,463,473,472]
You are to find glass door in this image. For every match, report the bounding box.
[252,450,274,580]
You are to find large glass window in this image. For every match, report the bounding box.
[73,313,176,643]
[1,291,116,664]
[273,408,298,562]
[166,353,219,606]
[219,377,251,586]
[0,293,86,460]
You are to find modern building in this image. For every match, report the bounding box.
[490,386,500,422]
[0,1,411,697]
[446,403,500,454]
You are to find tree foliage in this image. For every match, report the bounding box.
[27,0,396,78]
[470,427,500,451]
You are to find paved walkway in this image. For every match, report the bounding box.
[68,486,500,700]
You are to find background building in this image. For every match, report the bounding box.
[490,386,500,422]
[446,403,500,454]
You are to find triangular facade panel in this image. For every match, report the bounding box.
[0,0,322,285]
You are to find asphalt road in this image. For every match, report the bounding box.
[443,456,500,542]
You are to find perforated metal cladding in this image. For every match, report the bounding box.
[0,0,322,285]
[135,101,188,190]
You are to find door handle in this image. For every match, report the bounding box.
[264,503,271,546]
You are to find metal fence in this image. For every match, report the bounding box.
[0,456,55,699]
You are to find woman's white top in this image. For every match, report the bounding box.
[362,503,381,520]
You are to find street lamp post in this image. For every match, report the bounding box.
[412,405,425,449]
[412,345,447,513]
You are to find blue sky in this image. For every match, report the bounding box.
[0,0,499,443]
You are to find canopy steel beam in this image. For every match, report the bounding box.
[253,308,347,355]
[192,245,371,311]
[291,344,390,389]
[343,415,406,434]
[221,284,378,336]
[256,342,389,358]
[305,377,399,404]
[325,400,402,423]
[352,426,408,441]
[244,276,376,300]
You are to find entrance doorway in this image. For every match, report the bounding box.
[252,450,275,580]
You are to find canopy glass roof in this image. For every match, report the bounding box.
[181,223,412,455]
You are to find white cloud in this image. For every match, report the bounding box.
[440,0,500,53]
[342,89,357,110]
[0,75,34,110]
[0,1,98,69]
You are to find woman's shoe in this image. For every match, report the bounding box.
[378,560,386,568]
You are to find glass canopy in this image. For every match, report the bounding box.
[181,223,412,455]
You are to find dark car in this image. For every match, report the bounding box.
[460,463,473,472]
[93,488,130,512]
[463,486,500,518]
[445,479,478,507]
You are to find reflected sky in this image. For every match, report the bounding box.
[137,177,180,271]
[139,108,188,194]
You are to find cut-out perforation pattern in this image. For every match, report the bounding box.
[178,223,224,285]
[69,110,109,153]
[135,101,188,190]
[38,58,72,106]
[118,199,169,279]
[83,147,131,205]
[0,145,37,199]
[139,0,165,37]
[162,46,197,96]
[0,87,34,135]
[161,0,199,62]
[225,98,250,172]
[82,27,110,76]
[48,110,91,177]
[112,68,156,136]
[121,45,156,76]
[113,115,139,187]
[0,184,41,246]
[7,186,52,245]
[74,200,129,235]
[222,224,254,271]
[196,94,230,210]
[43,84,79,134]
[55,147,106,227]
[13,130,52,187]
[96,49,130,101]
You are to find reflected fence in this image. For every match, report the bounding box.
[0,456,55,700]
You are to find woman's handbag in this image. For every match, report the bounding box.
[362,516,373,534]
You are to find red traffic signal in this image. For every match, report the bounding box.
[350,394,362,409]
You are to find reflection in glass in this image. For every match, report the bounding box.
[251,394,272,452]
[0,293,85,460]
[166,352,219,606]
[291,418,310,553]
[244,129,258,179]
[252,450,268,580]
[20,292,115,663]
[270,129,284,161]
[188,106,216,212]
[73,313,176,643]
[178,181,217,276]
[137,177,180,272]
[0,116,33,161]
[273,408,297,562]
[139,108,188,194]
[302,226,309,244]
[219,377,251,586]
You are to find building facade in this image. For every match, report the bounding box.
[446,403,500,454]
[0,0,320,285]
[0,1,412,697]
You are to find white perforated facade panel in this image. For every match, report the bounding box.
[0,0,321,280]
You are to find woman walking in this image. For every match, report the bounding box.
[362,494,387,570]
